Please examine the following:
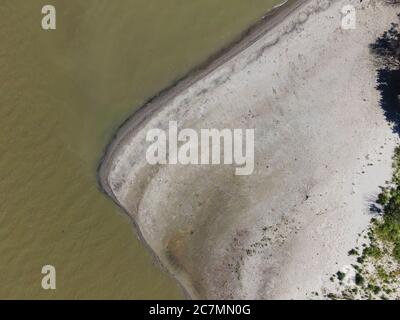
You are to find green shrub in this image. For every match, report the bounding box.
[355,273,365,286]
[336,271,346,281]
[348,248,358,256]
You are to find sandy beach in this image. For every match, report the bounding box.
[99,0,400,299]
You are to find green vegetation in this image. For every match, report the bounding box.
[374,146,400,263]
[326,148,400,300]
[348,248,358,256]
[336,271,346,281]
[355,273,365,286]
[362,244,382,260]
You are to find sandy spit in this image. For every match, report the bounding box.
[98,0,400,299]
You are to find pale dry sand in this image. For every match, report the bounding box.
[99,0,400,299]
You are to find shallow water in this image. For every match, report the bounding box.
[0,0,279,298]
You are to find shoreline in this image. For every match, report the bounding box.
[97,0,309,200]
[97,0,310,299]
[97,0,399,299]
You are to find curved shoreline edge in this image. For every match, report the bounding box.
[96,0,310,298]
[97,0,310,198]
[96,0,400,299]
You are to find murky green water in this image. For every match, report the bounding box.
[0,0,278,299]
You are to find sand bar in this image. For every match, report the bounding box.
[99,0,400,299]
